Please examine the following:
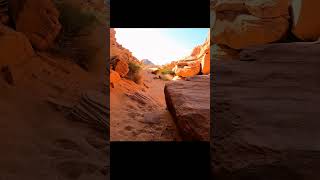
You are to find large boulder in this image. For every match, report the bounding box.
[212,42,320,179]
[201,51,210,74]
[291,0,320,41]
[9,0,61,50]
[0,25,34,66]
[165,75,210,141]
[174,61,200,77]
[212,0,289,49]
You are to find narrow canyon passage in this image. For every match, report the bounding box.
[110,67,181,141]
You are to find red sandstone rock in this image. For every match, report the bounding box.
[212,0,289,49]
[291,0,320,41]
[165,75,210,141]
[10,0,61,50]
[0,25,34,66]
[174,60,201,77]
[110,70,121,84]
[114,59,129,77]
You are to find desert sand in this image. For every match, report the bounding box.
[110,67,181,141]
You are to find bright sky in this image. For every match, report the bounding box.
[114,28,209,65]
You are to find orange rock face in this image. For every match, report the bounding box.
[114,59,129,77]
[10,0,61,50]
[212,0,289,50]
[190,45,201,57]
[110,70,121,85]
[174,61,201,77]
[201,51,210,75]
[171,34,210,77]
[110,28,141,65]
[0,25,34,66]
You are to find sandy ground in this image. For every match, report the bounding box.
[110,67,181,141]
[0,52,108,180]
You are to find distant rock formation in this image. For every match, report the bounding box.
[141,59,154,65]
[165,75,210,141]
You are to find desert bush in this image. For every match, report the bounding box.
[160,68,175,76]
[55,1,98,34]
[52,0,101,70]
[127,62,143,84]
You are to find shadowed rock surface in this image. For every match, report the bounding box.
[0,0,109,179]
[211,42,320,179]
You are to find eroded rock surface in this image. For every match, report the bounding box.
[171,35,210,77]
[10,0,61,50]
[212,42,320,179]
[165,75,210,141]
[173,61,201,78]
[0,25,34,66]
[212,0,289,49]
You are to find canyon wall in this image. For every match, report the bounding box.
[110,28,141,81]
[165,34,210,78]
[211,0,320,179]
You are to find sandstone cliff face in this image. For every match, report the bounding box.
[110,28,140,65]
[170,35,210,77]
[211,0,320,59]
[10,0,61,50]
[110,28,141,80]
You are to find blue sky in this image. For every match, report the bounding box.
[114,28,209,65]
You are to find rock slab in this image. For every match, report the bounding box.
[212,42,320,179]
[165,75,210,141]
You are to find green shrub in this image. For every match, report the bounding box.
[160,68,175,76]
[127,62,143,84]
[52,1,100,70]
[128,62,142,74]
[55,1,97,35]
